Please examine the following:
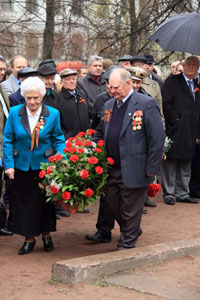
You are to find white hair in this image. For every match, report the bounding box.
[88,55,103,66]
[21,76,46,97]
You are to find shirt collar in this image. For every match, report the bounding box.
[26,105,42,117]
[121,88,134,104]
[12,75,20,87]
[183,73,193,83]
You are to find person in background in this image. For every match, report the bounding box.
[3,77,66,255]
[118,54,134,69]
[77,67,88,79]
[170,60,181,76]
[0,56,6,83]
[59,68,89,139]
[162,56,200,205]
[4,69,12,81]
[103,58,114,71]
[144,54,163,89]
[175,62,184,74]
[1,55,28,96]
[77,55,106,125]
[9,67,38,107]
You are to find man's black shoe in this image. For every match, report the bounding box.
[164,198,175,205]
[0,228,13,236]
[176,197,199,204]
[144,197,157,207]
[85,232,111,243]
[142,209,147,214]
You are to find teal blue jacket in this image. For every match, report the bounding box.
[3,104,66,171]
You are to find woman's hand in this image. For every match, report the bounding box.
[5,168,15,179]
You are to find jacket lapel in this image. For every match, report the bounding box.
[40,103,50,127]
[104,98,115,142]
[180,73,195,100]
[119,93,138,138]
[19,104,31,137]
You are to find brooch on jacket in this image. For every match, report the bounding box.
[132,110,143,131]
[79,97,86,104]
[102,109,113,123]
[30,116,45,152]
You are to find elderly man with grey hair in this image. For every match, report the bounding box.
[77,55,106,125]
[86,68,165,249]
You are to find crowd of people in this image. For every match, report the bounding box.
[0,52,199,254]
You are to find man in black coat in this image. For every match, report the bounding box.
[59,68,89,139]
[162,56,200,205]
[38,64,60,110]
[77,55,106,125]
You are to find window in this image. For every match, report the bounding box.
[26,0,38,13]
[0,0,13,10]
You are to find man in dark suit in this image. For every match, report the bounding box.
[162,56,200,205]
[89,68,165,249]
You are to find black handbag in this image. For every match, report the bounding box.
[0,202,7,229]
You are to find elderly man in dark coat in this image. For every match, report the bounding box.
[59,68,89,139]
[87,68,165,249]
[162,55,200,205]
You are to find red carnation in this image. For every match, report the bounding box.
[76,147,84,154]
[39,170,46,178]
[50,185,59,194]
[84,188,94,198]
[94,147,102,153]
[107,157,114,165]
[98,140,104,147]
[68,137,75,142]
[76,132,85,138]
[95,166,103,174]
[55,154,63,161]
[65,141,72,147]
[48,155,56,163]
[84,140,92,146]
[64,147,76,153]
[69,155,79,162]
[75,139,83,146]
[88,156,98,164]
[47,166,55,174]
[87,129,96,136]
[80,169,89,179]
[61,191,71,200]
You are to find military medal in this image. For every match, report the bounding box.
[132,110,143,131]
[39,116,45,129]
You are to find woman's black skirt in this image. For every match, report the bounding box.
[11,168,56,237]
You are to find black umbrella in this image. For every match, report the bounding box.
[149,12,200,54]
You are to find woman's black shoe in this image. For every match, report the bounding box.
[42,236,54,252]
[18,239,36,255]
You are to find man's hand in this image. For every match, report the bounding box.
[5,168,15,179]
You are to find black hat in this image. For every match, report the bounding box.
[131,55,147,64]
[145,54,154,64]
[38,64,57,76]
[39,59,56,68]
[102,65,122,81]
[118,54,134,62]
[59,68,78,78]
[17,67,38,79]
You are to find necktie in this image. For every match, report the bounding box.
[187,80,193,93]
[117,101,123,108]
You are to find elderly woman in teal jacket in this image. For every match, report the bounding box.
[3,76,65,255]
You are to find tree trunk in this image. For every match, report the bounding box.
[42,0,55,59]
[129,0,138,54]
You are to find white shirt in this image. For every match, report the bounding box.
[183,73,194,92]
[26,106,42,133]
